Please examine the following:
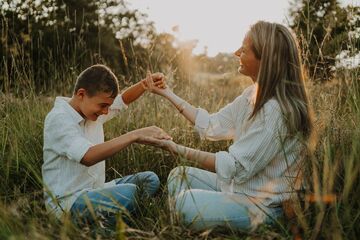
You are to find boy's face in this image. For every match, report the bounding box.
[77,90,115,121]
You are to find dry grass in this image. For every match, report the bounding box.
[1,68,359,239]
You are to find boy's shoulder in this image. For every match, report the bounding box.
[44,97,80,129]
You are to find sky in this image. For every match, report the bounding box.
[129,0,360,56]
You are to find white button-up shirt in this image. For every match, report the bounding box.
[195,84,303,207]
[42,95,127,218]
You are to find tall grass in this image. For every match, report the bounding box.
[1,69,359,239]
[1,14,360,240]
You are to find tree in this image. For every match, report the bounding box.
[289,0,355,81]
[0,0,155,93]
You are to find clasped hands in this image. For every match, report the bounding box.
[141,71,170,96]
[136,71,177,153]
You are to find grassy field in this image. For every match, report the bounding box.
[1,66,359,239]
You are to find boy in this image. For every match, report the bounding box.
[42,64,171,226]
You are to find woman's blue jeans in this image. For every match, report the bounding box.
[70,171,160,226]
[167,166,283,231]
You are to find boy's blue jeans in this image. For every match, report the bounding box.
[70,171,160,226]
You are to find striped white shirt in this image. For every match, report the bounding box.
[195,84,303,207]
[42,95,127,218]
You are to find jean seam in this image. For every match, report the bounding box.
[186,216,250,222]
[184,172,218,191]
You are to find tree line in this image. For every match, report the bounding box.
[0,0,359,95]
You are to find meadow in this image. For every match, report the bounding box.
[1,60,359,239]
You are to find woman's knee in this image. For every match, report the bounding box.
[173,190,200,222]
[167,166,200,195]
[167,166,187,194]
[167,166,195,179]
[167,166,198,186]
[173,190,252,231]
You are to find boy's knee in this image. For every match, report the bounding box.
[140,171,160,196]
[144,171,160,184]
[115,183,138,212]
[123,183,138,198]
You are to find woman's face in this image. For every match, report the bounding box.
[234,34,260,81]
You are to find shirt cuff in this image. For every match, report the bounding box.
[67,138,93,163]
[215,151,236,184]
[194,108,210,139]
[111,94,128,111]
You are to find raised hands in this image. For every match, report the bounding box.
[141,71,170,96]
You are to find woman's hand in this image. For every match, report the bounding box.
[138,137,178,153]
[133,126,172,144]
[141,71,172,97]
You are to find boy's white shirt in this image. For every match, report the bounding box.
[42,95,127,219]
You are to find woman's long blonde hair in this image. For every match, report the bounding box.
[249,21,314,140]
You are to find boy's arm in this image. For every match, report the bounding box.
[121,73,165,105]
[81,132,137,166]
[81,126,171,166]
[98,80,147,124]
[121,80,146,105]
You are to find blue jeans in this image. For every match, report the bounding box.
[167,166,283,231]
[70,171,160,226]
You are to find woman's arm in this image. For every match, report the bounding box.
[143,138,215,172]
[144,75,198,124]
[160,88,199,125]
[172,142,216,172]
[145,74,248,140]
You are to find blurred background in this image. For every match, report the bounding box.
[1,0,359,94]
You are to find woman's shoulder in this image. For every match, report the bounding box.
[232,84,256,105]
[262,98,286,129]
[242,84,256,98]
[264,98,282,112]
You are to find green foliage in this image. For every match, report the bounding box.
[0,0,157,94]
[289,0,360,81]
[195,53,238,74]
[0,0,196,97]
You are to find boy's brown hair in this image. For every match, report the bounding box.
[74,64,119,98]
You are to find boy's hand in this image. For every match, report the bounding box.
[141,71,169,96]
[151,72,166,89]
[134,126,172,144]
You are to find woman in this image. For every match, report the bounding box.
[145,21,314,231]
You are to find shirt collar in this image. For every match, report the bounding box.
[246,84,257,105]
[54,97,84,124]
